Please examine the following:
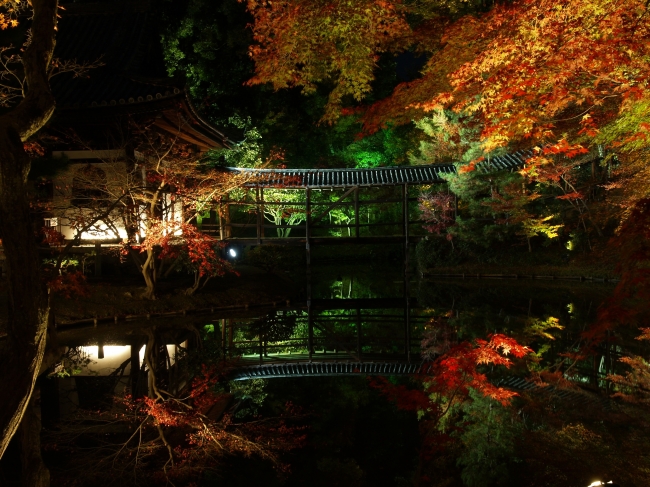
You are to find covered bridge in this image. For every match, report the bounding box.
[203,151,533,253]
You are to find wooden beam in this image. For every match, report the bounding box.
[260,188,265,239]
[256,187,262,245]
[354,187,360,238]
[218,201,224,240]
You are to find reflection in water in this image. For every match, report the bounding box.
[41,266,650,487]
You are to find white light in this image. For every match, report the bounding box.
[81,345,129,360]
[229,248,237,257]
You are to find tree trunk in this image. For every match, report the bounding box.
[0,127,50,460]
[20,398,50,487]
[140,247,157,299]
[0,0,59,459]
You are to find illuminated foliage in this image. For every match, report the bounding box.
[241,0,411,122]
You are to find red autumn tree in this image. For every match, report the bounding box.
[418,191,455,237]
[372,317,531,422]
[243,0,650,215]
[45,331,306,486]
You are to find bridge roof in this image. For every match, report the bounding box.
[229,150,533,189]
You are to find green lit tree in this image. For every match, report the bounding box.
[455,388,523,487]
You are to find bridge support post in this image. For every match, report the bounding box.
[221,318,226,352]
[218,200,224,241]
[356,307,362,362]
[256,187,263,245]
[354,187,359,238]
[259,332,264,365]
[308,299,314,362]
[228,319,233,359]
[94,242,102,277]
[305,188,311,266]
[404,266,411,362]
[403,184,410,270]
[219,195,231,239]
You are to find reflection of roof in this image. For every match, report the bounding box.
[229,362,430,381]
[229,151,533,188]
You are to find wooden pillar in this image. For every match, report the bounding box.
[356,307,362,362]
[403,184,410,269]
[94,242,102,277]
[404,269,411,362]
[221,318,226,352]
[308,300,314,361]
[402,184,409,244]
[354,187,360,238]
[221,194,231,239]
[256,187,262,245]
[218,199,224,241]
[260,188,264,239]
[305,188,311,266]
[228,319,233,359]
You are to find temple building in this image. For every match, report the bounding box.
[40,0,230,241]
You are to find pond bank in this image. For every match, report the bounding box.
[0,266,299,337]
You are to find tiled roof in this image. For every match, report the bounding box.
[229,150,534,188]
[48,2,231,150]
[51,5,179,109]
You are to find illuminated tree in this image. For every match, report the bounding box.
[244,0,650,225]
[260,189,306,238]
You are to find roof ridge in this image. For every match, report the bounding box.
[60,0,151,16]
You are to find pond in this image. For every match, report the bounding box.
[33,265,645,487]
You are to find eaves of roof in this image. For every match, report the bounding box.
[228,150,534,189]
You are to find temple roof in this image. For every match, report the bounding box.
[52,1,175,110]
[49,1,230,150]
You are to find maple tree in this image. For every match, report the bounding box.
[240,0,412,123]
[53,127,258,299]
[45,330,306,486]
[372,316,530,428]
[243,0,650,235]
[418,190,455,237]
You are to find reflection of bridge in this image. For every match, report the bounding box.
[199,154,532,262]
[221,295,433,380]
[229,361,431,381]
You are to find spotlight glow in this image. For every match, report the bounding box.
[228,248,237,258]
